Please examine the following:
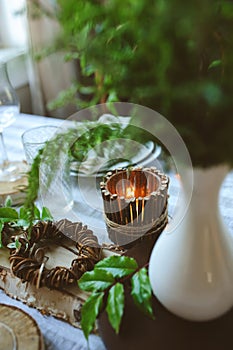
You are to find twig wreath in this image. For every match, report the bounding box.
[2,219,102,290]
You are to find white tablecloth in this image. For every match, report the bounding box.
[2,113,107,350]
[1,113,233,349]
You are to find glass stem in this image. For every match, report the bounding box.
[0,131,9,169]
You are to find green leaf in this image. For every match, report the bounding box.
[0,218,17,223]
[19,206,29,220]
[34,206,41,220]
[0,221,3,248]
[106,283,124,334]
[7,238,21,250]
[15,237,21,249]
[79,86,96,94]
[106,90,119,102]
[131,267,154,319]
[95,255,138,278]
[81,292,104,339]
[18,207,31,228]
[4,196,12,207]
[82,64,96,76]
[78,269,115,292]
[41,207,53,221]
[208,59,222,70]
[0,208,18,220]
[220,2,233,19]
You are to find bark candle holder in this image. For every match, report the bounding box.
[100,167,169,249]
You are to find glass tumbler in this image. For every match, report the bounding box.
[22,125,74,218]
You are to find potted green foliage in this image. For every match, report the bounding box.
[31,0,233,167]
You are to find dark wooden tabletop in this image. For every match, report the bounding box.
[98,238,233,350]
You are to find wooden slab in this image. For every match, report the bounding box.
[0,303,44,350]
[0,246,120,329]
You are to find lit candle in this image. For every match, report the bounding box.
[100,167,169,248]
[125,186,135,199]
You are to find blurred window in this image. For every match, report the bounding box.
[0,0,27,49]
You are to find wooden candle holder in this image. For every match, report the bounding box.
[100,167,169,248]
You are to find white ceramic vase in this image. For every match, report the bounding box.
[149,165,233,321]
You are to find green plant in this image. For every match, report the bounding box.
[78,255,154,339]
[30,0,233,167]
[0,196,52,247]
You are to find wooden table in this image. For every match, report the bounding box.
[98,239,233,350]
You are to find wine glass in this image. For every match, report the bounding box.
[0,61,24,182]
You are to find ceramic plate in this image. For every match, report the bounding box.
[70,141,161,178]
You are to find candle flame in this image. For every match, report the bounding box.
[125,186,135,199]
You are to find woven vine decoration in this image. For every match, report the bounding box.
[7,219,102,290]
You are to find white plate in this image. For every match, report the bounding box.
[108,140,154,169]
[70,141,161,178]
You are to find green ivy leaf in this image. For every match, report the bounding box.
[41,207,53,221]
[81,292,104,339]
[95,255,138,278]
[106,283,125,334]
[78,269,115,292]
[131,267,154,319]
[0,208,18,220]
